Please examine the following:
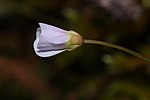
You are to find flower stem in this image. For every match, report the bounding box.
[84,39,150,63]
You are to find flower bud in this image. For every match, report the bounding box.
[33,23,83,57]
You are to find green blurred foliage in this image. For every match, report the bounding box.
[0,0,150,100]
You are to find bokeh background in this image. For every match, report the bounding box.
[0,0,150,100]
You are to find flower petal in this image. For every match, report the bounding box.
[33,35,66,57]
[37,50,65,57]
[39,23,68,44]
[37,34,66,50]
[39,23,66,33]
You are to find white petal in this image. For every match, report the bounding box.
[35,49,66,57]
[39,23,69,44]
[36,28,41,38]
[37,35,66,50]
[33,37,66,57]
[39,23,67,33]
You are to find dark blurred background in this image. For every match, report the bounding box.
[0,0,150,100]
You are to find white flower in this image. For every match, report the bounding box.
[33,23,83,57]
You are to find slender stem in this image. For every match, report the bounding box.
[84,39,150,63]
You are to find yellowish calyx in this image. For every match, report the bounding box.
[66,30,83,51]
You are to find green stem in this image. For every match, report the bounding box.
[84,39,150,63]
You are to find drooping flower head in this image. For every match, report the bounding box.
[33,23,83,57]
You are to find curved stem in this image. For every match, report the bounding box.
[84,39,150,63]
